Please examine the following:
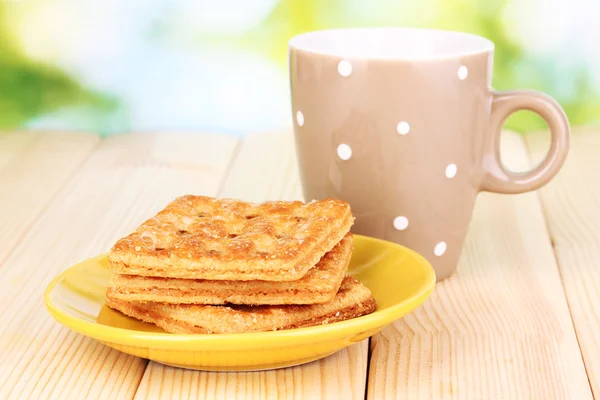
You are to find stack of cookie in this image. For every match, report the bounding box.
[105,195,376,334]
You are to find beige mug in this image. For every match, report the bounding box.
[288,28,569,281]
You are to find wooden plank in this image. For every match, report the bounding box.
[217,132,302,202]
[135,132,370,400]
[0,132,238,400]
[367,132,593,399]
[525,128,600,397]
[134,344,367,400]
[0,131,99,264]
[0,131,39,172]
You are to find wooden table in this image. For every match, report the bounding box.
[0,128,598,400]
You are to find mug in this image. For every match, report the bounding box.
[288,27,569,281]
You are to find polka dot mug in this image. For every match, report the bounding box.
[289,28,569,281]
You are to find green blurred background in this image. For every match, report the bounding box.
[1,0,598,136]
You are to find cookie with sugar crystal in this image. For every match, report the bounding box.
[105,276,377,334]
[107,233,353,305]
[107,195,354,281]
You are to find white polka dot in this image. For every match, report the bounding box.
[434,241,447,256]
[393,216,409,231]
[296,111,304,127]
[337,143,352,160]
[458,65,468,80]
[396,121,410,135]
[337,60,352,77]
[445,163,457,179]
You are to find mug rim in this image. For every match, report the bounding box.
[288,27,495,60]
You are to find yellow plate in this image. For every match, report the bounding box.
[44,235,435,371]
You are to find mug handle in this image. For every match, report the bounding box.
[480,90,570,194]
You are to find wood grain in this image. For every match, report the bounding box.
[1,129,597,400]
[0,131,99,265]
[0,132,238,400]
[525,129,600,398]
[135,344,367,400]
[217,132,302,202]
[367,132,593,400]
[135,132,370,400]
[0,131,39,172]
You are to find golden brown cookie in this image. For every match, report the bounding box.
[105,276,376,334]
[107,233,353,305]
[107,196,354,281]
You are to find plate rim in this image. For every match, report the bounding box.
[44,234,436,350]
